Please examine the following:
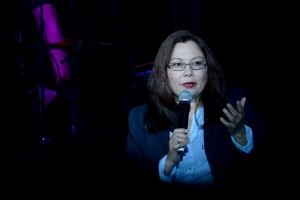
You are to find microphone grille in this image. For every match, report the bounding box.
[179,90,192,102]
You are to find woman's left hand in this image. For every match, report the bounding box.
[220,97,246,136]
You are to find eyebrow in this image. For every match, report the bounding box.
[170,56,205,61]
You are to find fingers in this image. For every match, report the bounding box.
[223,97,246,119]
[223,104,237,121]
[169,128,189,151]
[220,116,232,128]
[236,97,246,114]
[220,97,246,133]
[240,97,246,107]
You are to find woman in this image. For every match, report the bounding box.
[125,30,265,191]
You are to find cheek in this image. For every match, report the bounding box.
[196,72,208,87]
[167,71,179,91]
[167,71,178,84]
[202,70,208,80]
[203,72,208,81]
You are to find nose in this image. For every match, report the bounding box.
[183,64,193,76]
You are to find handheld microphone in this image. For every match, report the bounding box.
[177,90,192,152]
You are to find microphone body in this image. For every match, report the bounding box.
[177,90,192,152]
[178,101,190,129]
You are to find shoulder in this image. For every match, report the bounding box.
[127,104,149,133]
[128,104,148,119]
[129,104,148,113]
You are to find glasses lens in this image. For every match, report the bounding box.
[191,61,206,69]
[170,63,184,71]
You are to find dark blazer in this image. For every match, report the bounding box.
[125,88,267,189]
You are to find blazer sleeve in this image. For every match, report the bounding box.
[126,105,149,170]
[125,104,158,185]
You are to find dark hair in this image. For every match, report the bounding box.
[145,30,226,132]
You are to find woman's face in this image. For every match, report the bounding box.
[167,40,208,102]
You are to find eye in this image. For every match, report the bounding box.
[173,62,184,67]
[192,61,201,66]
[191,60,206,68]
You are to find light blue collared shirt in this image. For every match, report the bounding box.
[158,106,253,185]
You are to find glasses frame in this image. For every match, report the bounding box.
[168,60,207,71]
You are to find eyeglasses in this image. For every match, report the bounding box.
[168,60,207,71]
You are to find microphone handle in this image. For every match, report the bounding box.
[177,101,190,152]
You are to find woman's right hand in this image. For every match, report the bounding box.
[164,128,189,176]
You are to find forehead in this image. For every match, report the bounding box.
[171,41,204,59]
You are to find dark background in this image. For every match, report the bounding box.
[5,0,296,196]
